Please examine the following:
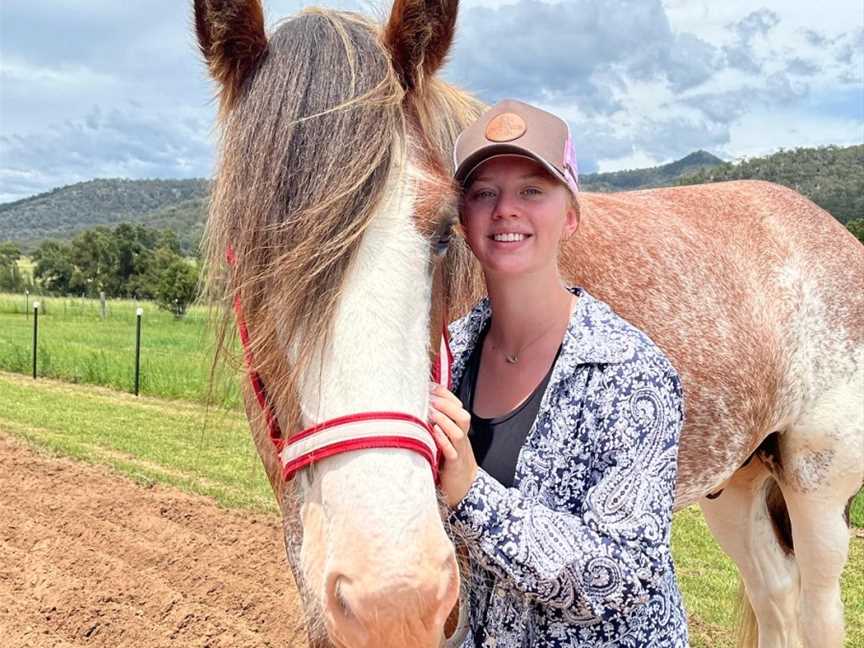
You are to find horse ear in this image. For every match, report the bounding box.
[382,0,459,91]
[194,0,268,113]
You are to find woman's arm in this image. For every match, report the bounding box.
[436,355,684,619]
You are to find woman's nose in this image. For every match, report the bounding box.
[492,193,518,220]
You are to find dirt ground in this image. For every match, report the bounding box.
[0,433,309,647]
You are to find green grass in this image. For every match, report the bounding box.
[0,371,861,647]
[0,370,270,510]
[0,292,241,408]
[672,506,864,647]
[852,490,864,528]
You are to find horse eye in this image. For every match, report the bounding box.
[434,231,451,256]
[432,208,457,256]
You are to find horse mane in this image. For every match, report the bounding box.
[202,7,483,433]
[409,77,487,314]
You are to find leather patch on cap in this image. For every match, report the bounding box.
[485,113,527,142]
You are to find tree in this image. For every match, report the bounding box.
[114,223,154,294]
[0,242,24,291]
[69,227,120,296]
[157,228,182,256]
[156,258,199,318]
[27,224,196,299]
[32,241,75,294]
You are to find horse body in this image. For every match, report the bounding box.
[556,180,864,506]
[195,1,863,646]
[557,181,864,646]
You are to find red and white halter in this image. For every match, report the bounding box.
[227,245,451,483]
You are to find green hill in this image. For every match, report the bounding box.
[677,145,863,224]
[0,178,209,252]
[139,197,209,254]
[0,145,859,251]
[580,150,724,192]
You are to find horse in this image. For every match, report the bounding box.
[193,1,864,646]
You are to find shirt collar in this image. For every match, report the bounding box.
[447,286,635,391]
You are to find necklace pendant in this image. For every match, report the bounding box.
[505,354,518,364]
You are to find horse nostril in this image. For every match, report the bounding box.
[435,551,461,628]
[335,579,353,619]
[324,572,371,647]
[326,573,354,621]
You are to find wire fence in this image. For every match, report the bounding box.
[0,291,240,408]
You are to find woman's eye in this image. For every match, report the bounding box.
[471,189,496,200]
[522,187,542,196]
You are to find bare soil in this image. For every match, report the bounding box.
[0,433,308,647]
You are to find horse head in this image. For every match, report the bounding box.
[195,1,482,645]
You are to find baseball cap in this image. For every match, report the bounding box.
[454,99,579,196]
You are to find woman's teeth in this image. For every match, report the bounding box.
[492,233,527,242]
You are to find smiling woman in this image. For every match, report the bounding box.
[428,99,690,646]
[460,156,577,278]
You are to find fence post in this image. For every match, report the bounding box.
[25,289,29,320]
[32,301,40,379]
[100,291,107,320]
[134,307,143,396]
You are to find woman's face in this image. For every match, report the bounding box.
[460,155,578,278]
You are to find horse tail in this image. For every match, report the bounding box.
[735,476,794,648]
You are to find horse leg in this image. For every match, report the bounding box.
[699,457,800,647]
[777,376,864,648]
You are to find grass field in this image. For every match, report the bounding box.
[0,291,241,408]
[0,371,861,647]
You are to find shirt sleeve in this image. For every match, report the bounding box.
[447,355,684,619]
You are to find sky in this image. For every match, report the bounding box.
[0,0,861,203]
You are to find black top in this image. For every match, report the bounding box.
[457,320,562,488]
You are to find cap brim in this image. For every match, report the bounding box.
[455,144,569,190]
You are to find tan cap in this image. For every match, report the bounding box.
[454,99,579,195]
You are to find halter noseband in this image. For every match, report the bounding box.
[227,244,451,482]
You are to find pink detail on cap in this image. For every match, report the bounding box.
[563,135,579,194]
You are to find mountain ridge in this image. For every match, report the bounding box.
[580,150,724,192]
[2,145,860,251]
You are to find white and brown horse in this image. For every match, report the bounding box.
[194,1,864,646]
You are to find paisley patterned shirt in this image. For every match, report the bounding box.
[446,286,688,647]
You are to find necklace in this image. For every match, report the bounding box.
[490,322,562,364]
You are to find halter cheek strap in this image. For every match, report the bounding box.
[226,244,450,482]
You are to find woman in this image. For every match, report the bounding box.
[429,99,689,647]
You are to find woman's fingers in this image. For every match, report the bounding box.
[430,381,457,400]
[430,382,463,408]
[430,422,458,461]
[429,394,471,434]
[429,405,469,444]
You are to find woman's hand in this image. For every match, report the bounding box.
[429,382,478,508]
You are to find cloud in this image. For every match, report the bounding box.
[1,0,862,199]
[785,57,822,76]
[729,8,781,42]
[443,0,862,173]
[446,0,706,112]
[0,103,214,203]
[660,33,722,91]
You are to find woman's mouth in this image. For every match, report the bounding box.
[490,232,531,243]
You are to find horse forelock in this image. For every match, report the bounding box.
[404,80,488,313]
[202,7,483,441]
[202,9,405,436]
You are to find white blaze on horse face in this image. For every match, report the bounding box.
[300,162,433,422]
[293,152,457,646]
